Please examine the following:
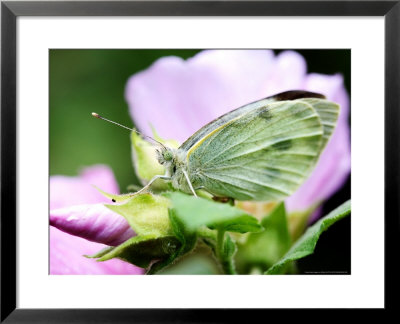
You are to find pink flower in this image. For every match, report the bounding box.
[50,165,142,274]
[125,50,350,212]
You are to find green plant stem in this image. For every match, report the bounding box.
[216,229,225,258]
[198,227,237,274]
[220,257,237,275]
[216,229,237,275]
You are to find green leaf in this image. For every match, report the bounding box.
[165,192,262,234]
[90,234,181,269]
[235,202,291,273]
[105,193,173,236]
[265,200,351,274]
[164,192,261,274]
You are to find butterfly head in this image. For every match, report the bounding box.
[156,146,189,183]
[156,147,176,166]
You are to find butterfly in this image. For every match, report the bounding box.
[94,90,339,201]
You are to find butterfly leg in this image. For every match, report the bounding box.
[134,174,171,195]
[193,186,234,204]
[182,170,198,197]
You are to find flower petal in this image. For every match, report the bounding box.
[50,203,134,246]
[50,227,142,275]
[264,50,307,93]
[125,50,307,143]
[286,74,351,212]
[50,165,119,209]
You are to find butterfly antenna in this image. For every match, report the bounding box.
[91,112,167,149]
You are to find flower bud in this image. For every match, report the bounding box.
[131,131,179,190]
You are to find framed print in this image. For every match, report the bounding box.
[1,0,398,321]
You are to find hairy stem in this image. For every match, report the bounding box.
[216,230,237,275]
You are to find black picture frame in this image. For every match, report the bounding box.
[1,0,398,321]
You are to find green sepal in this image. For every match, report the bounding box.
[149,124,180,148]
[168,208,197,253]
[84,246,114,259]
[93,185,135,203]
[146,209,198,274]
[265,200,351,274]
[131,131,166,187]
[90,234,181,269]
[131,130,179,190]
[105,193,173,236]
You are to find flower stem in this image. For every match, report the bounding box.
[216,229,225,258]
[220,256,237,275]
[216,229,237,275]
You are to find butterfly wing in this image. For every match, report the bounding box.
[182,97,339,201]
[179,97,275,152]
[180,90,336,151]
[297,98,340,149]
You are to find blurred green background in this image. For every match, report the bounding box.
[50,49,350,192]
[50,50,200,190]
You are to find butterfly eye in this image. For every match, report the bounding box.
[163,151,173,161]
